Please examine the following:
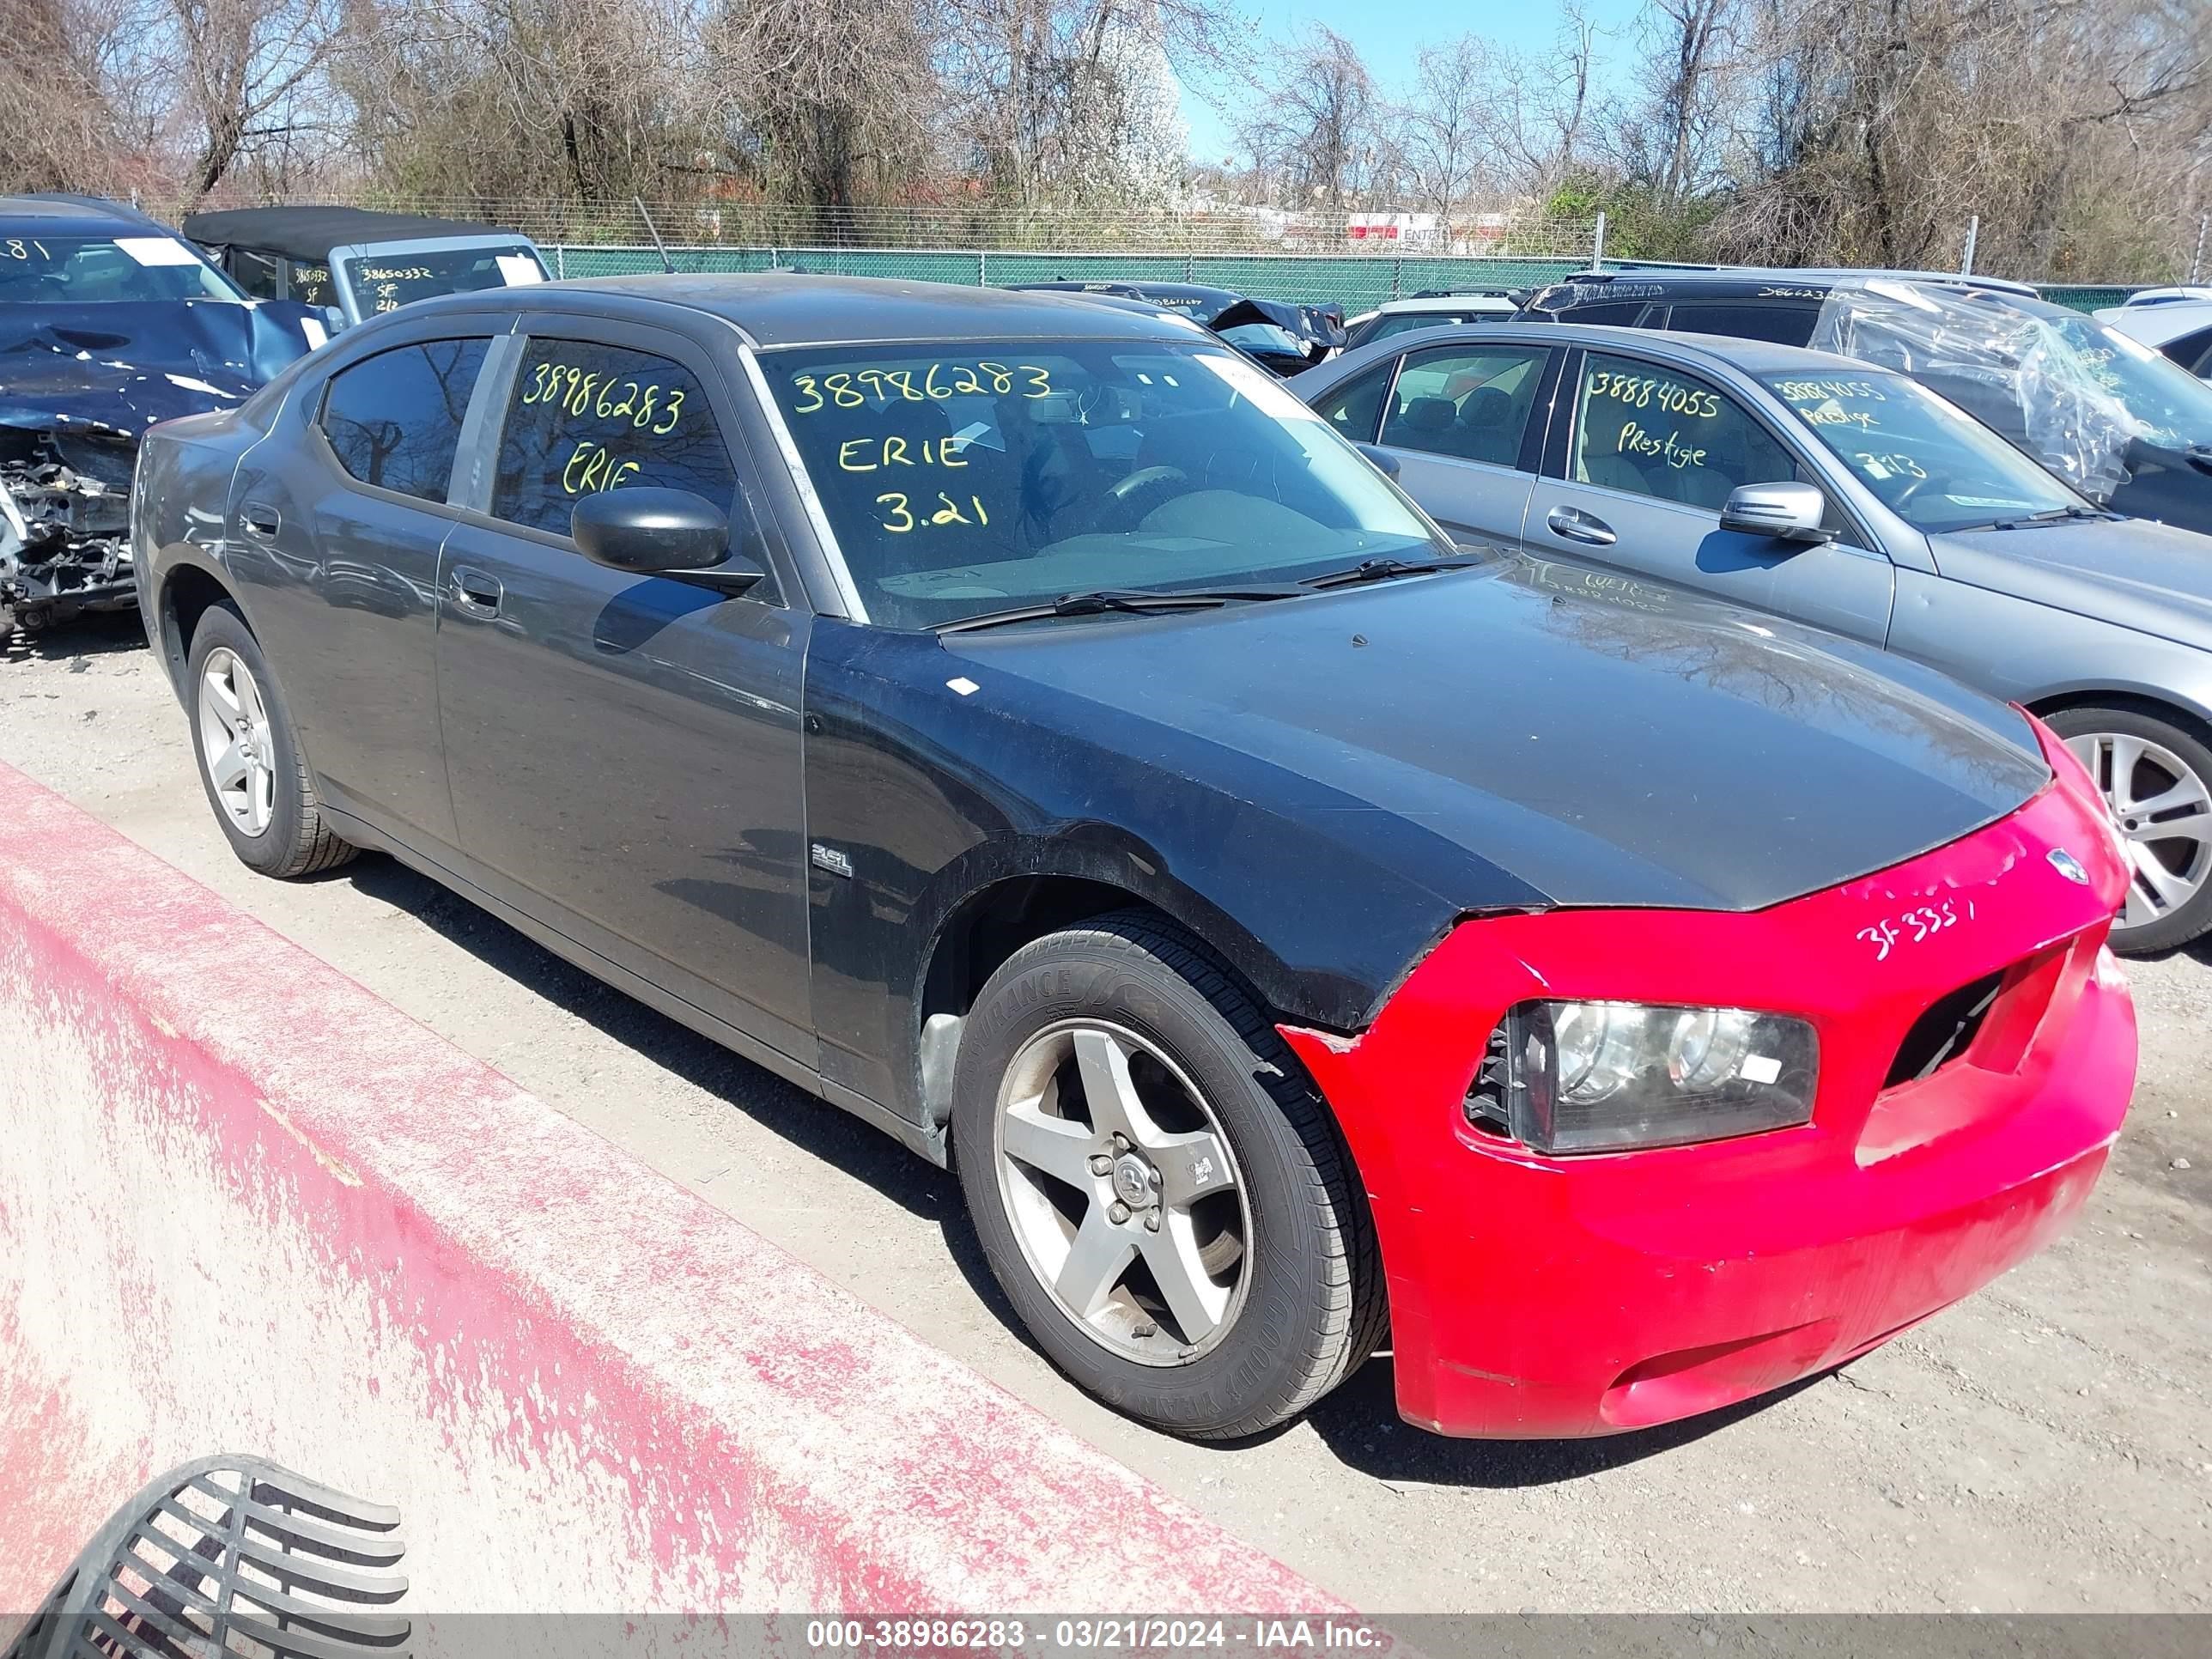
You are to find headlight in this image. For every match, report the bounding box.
[1465,1000,1818,1154]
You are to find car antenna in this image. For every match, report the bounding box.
[634,196,675,275]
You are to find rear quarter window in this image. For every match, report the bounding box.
[1665,301,1821,348]
[319,339,490,502]
[1554,301,1660,328]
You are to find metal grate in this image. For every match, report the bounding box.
[4,1457,409,1659]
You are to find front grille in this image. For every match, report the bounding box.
[1463,1021,1512,1137]
[1884,971,2006,1088]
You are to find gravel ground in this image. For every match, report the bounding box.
[4,614,2208,1613]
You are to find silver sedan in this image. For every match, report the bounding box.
[1292,320,2212,952]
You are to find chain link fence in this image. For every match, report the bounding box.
[154,194,1605,258]
[150,192,2140,313]
[543,243,1592,313]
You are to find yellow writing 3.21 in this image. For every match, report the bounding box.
[877,491,993,532]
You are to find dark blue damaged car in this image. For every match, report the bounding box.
[1,194,322,641]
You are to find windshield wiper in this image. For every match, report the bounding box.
[934,585,1304,634]
[1297,554,1491,590]
[1983,506,2116,531]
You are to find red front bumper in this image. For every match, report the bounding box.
[1283,722,2138,1438]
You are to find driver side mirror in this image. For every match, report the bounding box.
[1719,481,1835,544]
[572,488,762,593]
[1355,442,1401,479]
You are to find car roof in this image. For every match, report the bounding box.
[2099,299,2212,346]
[1379,294,1519,312]
[0,193,171,240]
[487,272,1219,348]
[1336,318,1881,376]
[1539,267,2042,301]
[179,205,531,263]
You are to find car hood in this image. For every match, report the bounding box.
[1933,516,2212,650]
[946,556,2051,913]
[0,300,311,441]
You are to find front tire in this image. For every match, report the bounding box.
[2045,705,2212,954]
[185,604,356,878]
[951,913,1385,1440]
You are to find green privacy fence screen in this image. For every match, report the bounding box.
[544,245,1591,311]
[544,243,2135,315]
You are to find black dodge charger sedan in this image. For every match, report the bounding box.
[132,276,2135,1442]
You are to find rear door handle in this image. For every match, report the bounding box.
[1545,505,1617,547]
[448,566,502,617]
[240,501,281,538]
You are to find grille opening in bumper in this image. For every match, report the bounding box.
[1885,970,2006,1089]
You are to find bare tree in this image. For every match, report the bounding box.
[1638,0,1745,204]
[1712,0,2212,278]
[165,0,349,196]
[1490,3,1605,197]
[707,0,938,217]
[1397,33,1498,222]
[1236,25,1376,209]
[0,0,150,195]
[938,1,1226,204]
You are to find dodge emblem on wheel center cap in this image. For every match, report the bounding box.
[2048,848,2091,885]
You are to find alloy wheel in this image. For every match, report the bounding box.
[2065,730,2212,932]
[198,646,277,837]
[992,1020,1251,1366]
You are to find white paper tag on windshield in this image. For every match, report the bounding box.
[496,254,544,285]
[301,316,329,349]
[116,236,203,267]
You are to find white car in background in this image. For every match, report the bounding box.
[1341,289,1520,349]
[2099,289,2212,378]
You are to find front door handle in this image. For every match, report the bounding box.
[1546,505,1617,547]
[448,566,502,617]
[240,501,281,538]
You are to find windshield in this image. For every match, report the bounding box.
[0,234,241,303]
[340,242,546,316]
[1761,369,2086,532]
[765,340,1445,628]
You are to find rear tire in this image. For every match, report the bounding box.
[951,911,1386,1440]
[2043,703,2212,953]
[185,603,356,879]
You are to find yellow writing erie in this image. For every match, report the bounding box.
[838,434,972,471]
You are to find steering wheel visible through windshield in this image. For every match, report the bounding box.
[766,341,1448,628]
[1762,368,2089,532]
[0,234,243,303]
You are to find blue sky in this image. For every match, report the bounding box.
[1180,1,1645,164]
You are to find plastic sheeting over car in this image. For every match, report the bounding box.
[1806,278,2185,506]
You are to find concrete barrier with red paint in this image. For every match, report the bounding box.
[0,763,1340,1615]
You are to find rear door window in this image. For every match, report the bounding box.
[1379,344,1550,468]
[319,339,491,502]
[1308,360,1395,442]
[491,337,741,538]
[1569,351,1796,513]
